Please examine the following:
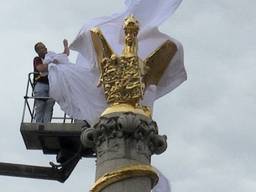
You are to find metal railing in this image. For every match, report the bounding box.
[21,72,73,123]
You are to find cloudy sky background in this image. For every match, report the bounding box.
[0,0,255,191]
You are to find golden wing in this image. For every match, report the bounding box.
[90,27,114,68]
[143,40,177,86]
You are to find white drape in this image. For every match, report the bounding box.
[152,169,171,192]
[48,0,186,124]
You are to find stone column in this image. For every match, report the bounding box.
[81,112,167,192]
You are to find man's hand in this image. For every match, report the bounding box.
[63,39,68,48]
[52,59,59,64]
[63,39,70,56]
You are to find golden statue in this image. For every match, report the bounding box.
[90,16,177,118]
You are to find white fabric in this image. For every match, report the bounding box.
[44,51,69,64]
[38,51,57,77]
[48,0,187,124]
[48,60,106,123]
[152,170,171,192]
[44,51,56,64]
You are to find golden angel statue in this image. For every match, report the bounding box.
[48,0,186,124]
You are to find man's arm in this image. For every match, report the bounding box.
[63,39,70,56]
[36,64,48,72]
[34,57,48,72]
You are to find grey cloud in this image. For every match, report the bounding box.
[0,0,256,191]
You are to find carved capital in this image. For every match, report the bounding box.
[80,113,167,157]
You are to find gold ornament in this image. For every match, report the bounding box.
[90,164,159,192]
[90,16,177,117]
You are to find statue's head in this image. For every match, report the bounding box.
[123,15,139,46]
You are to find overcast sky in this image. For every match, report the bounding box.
[0,0,255,191]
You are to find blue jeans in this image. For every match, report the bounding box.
[34,82,55,123]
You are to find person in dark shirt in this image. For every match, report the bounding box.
[33,42,54,123]
[33,40,69,123]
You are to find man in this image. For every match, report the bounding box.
[33,39,69,123]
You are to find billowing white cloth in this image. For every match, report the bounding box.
[44,52,69,64]
[48,0,187,124]
[48,55,106,124]
[152,170,171,192]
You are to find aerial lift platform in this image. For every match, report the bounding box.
[0,72,95,182]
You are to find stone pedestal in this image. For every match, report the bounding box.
[81,112,167,192]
